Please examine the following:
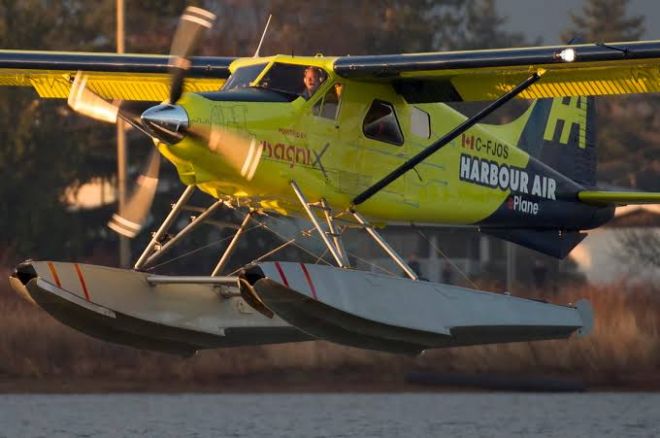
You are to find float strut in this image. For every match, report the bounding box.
[211,211,254,276]
[321,198,349,267]
[351,210,418,281]
[134,185,196,270]
[143,199,226,267]
[291,181,348,268]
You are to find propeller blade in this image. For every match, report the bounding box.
[208,127,263,181]
[67,71,119,123]
[107,148,161,238]
[68,71,152,136]
[188,124,263,181]
[168,6,216,104]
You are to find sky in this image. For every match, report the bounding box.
[497,0,660,44]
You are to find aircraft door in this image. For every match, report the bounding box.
[357,98,416,205]
[305,82,349,189]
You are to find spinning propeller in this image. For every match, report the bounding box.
[67,70,162,238]
[66,6,263,238]
[168,6,216,105]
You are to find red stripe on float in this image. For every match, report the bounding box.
[47,262,62,288]
[299,263,318,300]
[274,261,289,287]
[73,263,91,301]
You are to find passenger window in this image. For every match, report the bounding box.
[362,100,404,145]
[410,107,431,138]
[313,83,343,120]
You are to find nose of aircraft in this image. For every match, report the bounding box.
[141,104,189,144]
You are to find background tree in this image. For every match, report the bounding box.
[451,0,529,106]
[0,0,120,262]
[563,0,643,43]
[564,0,660,271]
[209,0,462,56]
[217,0,525,56]
[563,0,657,180]
[455,0,527,50]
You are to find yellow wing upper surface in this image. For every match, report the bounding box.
[333,40,660,102]
[0,50,234,100]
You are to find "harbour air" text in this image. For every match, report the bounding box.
[459,154,556,200]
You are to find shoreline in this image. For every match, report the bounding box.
[2,372,659,394]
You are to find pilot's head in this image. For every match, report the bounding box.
[304,67,320,94]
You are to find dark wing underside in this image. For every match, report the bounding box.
[334,40,660,102]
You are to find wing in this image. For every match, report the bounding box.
[0,51,235,101]
[334,40,660,102]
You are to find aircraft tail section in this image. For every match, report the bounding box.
[475,97,613,258]
[487,96,597,187]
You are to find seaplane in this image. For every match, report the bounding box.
[5,7,660,356]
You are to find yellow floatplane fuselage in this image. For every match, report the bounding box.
[160,55,613,237]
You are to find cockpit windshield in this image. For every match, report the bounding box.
[222,62,327,100]
[223,63,267,90]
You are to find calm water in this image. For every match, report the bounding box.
[0,393,658,438]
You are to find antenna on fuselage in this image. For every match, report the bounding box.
[253,14,272,57]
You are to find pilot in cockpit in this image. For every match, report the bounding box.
[302,66,321,99]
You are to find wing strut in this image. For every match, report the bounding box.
[352,70,546,206]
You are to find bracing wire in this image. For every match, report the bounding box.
[145,223,263,271]
[250,215,335,265]
[144,202,403,279]
[254,213,399,277]
[228,238,297,276]
[413,226,480,289]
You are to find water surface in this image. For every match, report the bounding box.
[0,393,658,438]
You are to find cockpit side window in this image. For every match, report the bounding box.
[222,63,267,90]
[223,63,328,100]
[313,83,343,120]
[362,100,404,146]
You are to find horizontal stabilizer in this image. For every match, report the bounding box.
[482,228,586,259]
[578,190,660,206]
